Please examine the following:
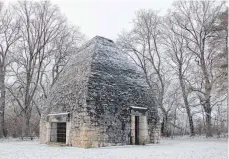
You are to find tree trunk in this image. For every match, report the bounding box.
[205,101,213,137]
[199,49,213,137]
[0,65,6,137]
[179,75,195,136]
[206,113,212,137]
[188,116,195,136]
[161,114,169,137]
[0,89,6,137]
[22,112,30,137]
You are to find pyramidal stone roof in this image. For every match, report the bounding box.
[44,36,154,114]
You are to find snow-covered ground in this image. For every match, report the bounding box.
[0,138,227,159]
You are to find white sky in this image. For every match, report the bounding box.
[6,0,174,40]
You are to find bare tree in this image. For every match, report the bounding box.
[7,0,70,136]
[170,1,226,137]
[37,25,84,116]
[0,3,20,137]
[118,10,170,136]
[162,15,195,136]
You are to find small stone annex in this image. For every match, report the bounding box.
[39,36,160,148]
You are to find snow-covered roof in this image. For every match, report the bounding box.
[130,106,148,110]
[47,112,70,116]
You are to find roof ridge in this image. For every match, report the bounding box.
[93,36,114,43]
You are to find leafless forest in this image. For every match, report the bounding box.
[0,0,227,138]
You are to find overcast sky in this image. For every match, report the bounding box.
[7,0,174,40]
[50,0,175,40]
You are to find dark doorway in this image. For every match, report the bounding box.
[135,116,139,144]
[57,123,66,143]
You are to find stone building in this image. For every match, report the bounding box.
[39,36,160,148]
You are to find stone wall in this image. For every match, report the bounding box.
[39,117,47,144]
[149,123,161,143]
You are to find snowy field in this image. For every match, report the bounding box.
[0,138,227,159]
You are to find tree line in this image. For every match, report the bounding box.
[117,1,228,137]
[0,0,85,137]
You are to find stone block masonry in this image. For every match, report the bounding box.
[39,36,160,148]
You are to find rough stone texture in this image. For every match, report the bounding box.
[39,36,160,148]
[39,121,47,144]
